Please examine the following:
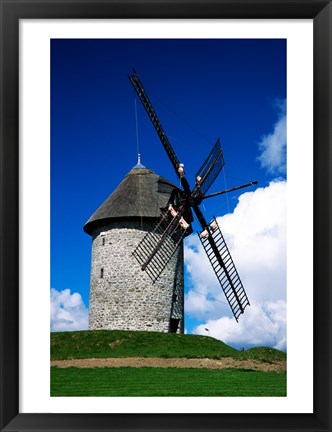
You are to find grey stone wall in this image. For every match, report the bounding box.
[88,220,184,333]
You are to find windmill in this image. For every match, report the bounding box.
[129,70,257,322]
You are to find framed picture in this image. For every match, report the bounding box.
[1,1,331,431]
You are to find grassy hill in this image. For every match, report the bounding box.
[51,329,286,363]
[51,330,286,397]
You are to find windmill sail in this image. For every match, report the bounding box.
[198,218,250,321]
[193,138,225,198]
[133,208,190,282]
[129,70,192,195]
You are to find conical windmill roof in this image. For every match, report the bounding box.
[83,163,179,235]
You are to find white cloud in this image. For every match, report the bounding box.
[257,100,286,175]
[184,180,286,349]
[51,288,89,332]
[194,300,287,351]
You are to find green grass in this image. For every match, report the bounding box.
[51,330,286,397]
[51,330,286,362]
[51,366,286,397]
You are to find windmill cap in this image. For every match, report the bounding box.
[83,164,179,235]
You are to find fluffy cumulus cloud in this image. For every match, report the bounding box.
[184,180,287,350]
[51,288,89,332]
[194,301,286,351]
[257,99,286,175]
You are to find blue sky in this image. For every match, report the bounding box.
[51,38,287,350]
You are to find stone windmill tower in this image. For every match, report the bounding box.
[83,158,185,333]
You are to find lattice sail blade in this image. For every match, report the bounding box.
[133,209,190,283]
[193,138,225,197]
[198,217,250,321]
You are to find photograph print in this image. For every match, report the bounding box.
[50,38,287,397]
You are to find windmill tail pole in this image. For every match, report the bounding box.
[201,181,258,200]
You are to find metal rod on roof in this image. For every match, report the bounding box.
[135,98,140,161]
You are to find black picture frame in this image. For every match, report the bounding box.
[1,1,331,431]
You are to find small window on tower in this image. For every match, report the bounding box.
[102,238,105,246]
[100,268,104,278]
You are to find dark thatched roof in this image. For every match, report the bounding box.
[83,164,179,235]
